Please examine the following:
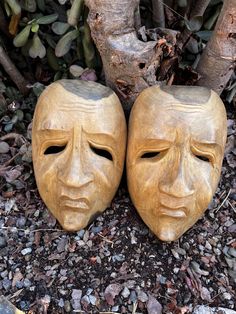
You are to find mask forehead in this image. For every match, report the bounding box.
[129,85,226,149]
[34,81,125,142]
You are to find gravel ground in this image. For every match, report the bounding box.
[0,101,235,314]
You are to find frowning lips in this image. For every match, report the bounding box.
[60,196,90,211]
[157,194,192,218]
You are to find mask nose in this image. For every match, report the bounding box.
[159,153,194,198]
[59,143,93,188]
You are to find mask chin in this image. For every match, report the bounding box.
[59,210,90,232]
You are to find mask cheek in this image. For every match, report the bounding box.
[128,163,160,209]
[35,158,59,214]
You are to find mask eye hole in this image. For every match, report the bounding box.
[194,154,210,162]
[44,145,66,155]
[90,145,113,161]
[140,152,160,159]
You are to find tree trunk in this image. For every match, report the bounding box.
[85,0,170,111]
[196,0,236,94]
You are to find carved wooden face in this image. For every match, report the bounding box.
[127,86,227,241]
[32,80,126,231]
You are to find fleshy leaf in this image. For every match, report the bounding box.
[55,29,79,57]
[52,22,70,35]
[29,34,46,58]
[36,13,58,25]
[13,25,31,47]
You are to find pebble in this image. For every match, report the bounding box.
[147,295,162,314]
[0,141,10,154]
[64,300,71,313]
[21,248,32,255]
[23,278,31,287]
[121,287,130,298]
[129,290,137,303]
[89,295,97,305]
[57,237,68,253]
[112,305,119,312]
[2,278,11,290]
[0,236,7,248]
[16,217,26,228]
[58,298,64,308]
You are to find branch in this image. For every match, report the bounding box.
[85,0,176,111]
[196,0,236,94]
[0,45,29,95]
[152,0,165,28]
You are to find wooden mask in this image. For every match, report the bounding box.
[127,86,227,242]
[32,80,127,231]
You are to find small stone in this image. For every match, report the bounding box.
[121,287,130,298]
[16,217,26,228]
[112,305,119,312]
[21,248,32,255]
[58,298,64,308]
[71,289,82,301]
[83,230,90,242]
[222,292,232,300]
[137,290,148,302]
[89,295,97,305]
[2,278,11,290]
[147,294,162,314]
[64,300,71,313]
[23,278,31,287]
[129,290,137,303]
[57,237,68,253]
[0,236,7,248]
[0,141,9,154]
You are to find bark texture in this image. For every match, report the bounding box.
[85,0,166,111]
[196,0,236,94]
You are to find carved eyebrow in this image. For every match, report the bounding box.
[136,138,173,148]
[85,132,118,150]
[37,129,70,136]
[191,140,223,156]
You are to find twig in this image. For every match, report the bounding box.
[0,132,26,142]
[98,233,114,244]
[0,45,29,95]
[1,226,64,233]
[132,301,138,314]
[2,151,21,167]
[215,189,231,213]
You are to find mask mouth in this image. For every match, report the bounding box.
[158,205,188,218]
[60,196,90,212]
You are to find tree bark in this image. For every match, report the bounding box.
[196,0,236,94]
[85,0,170,111]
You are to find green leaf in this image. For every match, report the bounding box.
[55,29,79,57]
[32,82,45,97]
[185,16,203,32]
[29,34,46,58]
[5,0,21,15]
[196,30,212,41]
[13,25,31,47]
[31,23,39,33]
[36,0,45,11]
[52,22,70,35]
[36,13,59,25]
[23,0,37,12]
[47,47,60,71]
